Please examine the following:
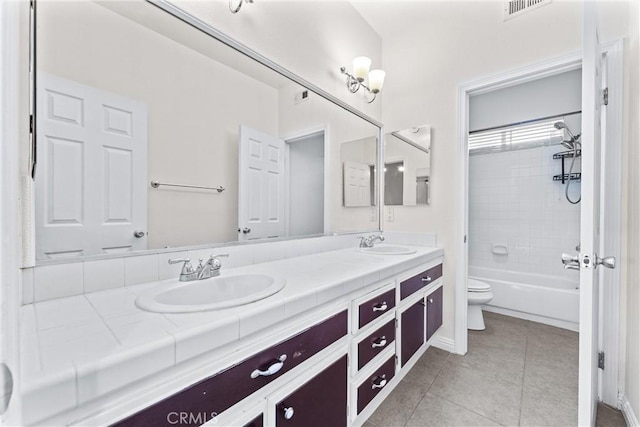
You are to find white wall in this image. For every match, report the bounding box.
[374,0,632,345]
[469,146,581,280]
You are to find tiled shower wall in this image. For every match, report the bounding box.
[468,145,581,280]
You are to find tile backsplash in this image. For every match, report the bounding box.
[468,146,580,279]
[22,231,437,305]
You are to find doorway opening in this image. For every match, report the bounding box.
[456,40,624,423]
[285,130,326,237]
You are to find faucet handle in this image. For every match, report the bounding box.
[168,258,194,274]
[210,253,230,259]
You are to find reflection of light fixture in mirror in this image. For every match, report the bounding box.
[340,57,385,103]
[229,0,253,14]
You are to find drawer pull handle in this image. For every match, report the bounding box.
[283,406,295,420]
[250,354,287,379]
[372,374,387,389]
[421,276,432,282]
[372,302,388,312]
[428,297,434,304]
[372,336,387,348]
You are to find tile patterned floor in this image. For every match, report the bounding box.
[365,311,626,427]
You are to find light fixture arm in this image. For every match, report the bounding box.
[340,67,377,103]
[229,0,254,14]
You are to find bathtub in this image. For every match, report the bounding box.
[469,266,580,331]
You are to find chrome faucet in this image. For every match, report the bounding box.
[359,235,385,248]
[196,254,229,279]
[168,254,229,282]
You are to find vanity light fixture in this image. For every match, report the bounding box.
[340,57,385,103]
[229,0,253,14]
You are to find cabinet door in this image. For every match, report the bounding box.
[244,414,263,427]
[426,287,443,341]
[400,299,425,367]
[275,355,347,427]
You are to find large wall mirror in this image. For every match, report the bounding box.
[33,0,381,261]
[384,125,431,206]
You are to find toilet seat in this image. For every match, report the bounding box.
[468,278,491,292]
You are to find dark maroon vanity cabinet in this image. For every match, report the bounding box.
[244,414,264,427]
[400,264,442,300]
[356,355,395,414]
[112,310,347,427]
[400,299,425,367]
[426,286,443,341]
[358,288,396,328]
[275,355,348,427]
[357,318,395,370]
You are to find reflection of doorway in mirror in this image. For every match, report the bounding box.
[384,161,404,206]
[285,131,325,237]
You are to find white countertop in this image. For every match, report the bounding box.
[20,244,443,425]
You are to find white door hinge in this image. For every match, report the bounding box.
[602,87,609,106]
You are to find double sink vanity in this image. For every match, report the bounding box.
[21,235,444,426]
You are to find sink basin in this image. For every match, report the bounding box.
[135,274,286,313]
[359,245,417,255]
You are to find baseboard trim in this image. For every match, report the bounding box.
[429,335,455,353]
[621,394,639,426]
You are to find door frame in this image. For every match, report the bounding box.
[0,0,26,424]
[282,125,329,237]
[455,40,624,406]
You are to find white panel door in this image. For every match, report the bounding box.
[579,2,606,425]
[343,160,371,207]
[238,125,285,240]
[36,73,147,259]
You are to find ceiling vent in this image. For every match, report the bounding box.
[504,0,552,21]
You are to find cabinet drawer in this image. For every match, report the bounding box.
[356,356,395,414]
[400,299,424,367]
[426,286,443,341]
[400,263,442,300]
[112,310,347,427]
[357,319,395,370]
[275,355,347,427]
[358,288,396,329]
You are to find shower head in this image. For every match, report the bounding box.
[554,121,579,149]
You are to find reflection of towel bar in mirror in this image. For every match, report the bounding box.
[150,180,225,193]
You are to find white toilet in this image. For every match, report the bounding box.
[467,278,493,330]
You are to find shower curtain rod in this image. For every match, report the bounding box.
[469,110,582,135]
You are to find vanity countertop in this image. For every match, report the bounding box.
[20,244,443,425]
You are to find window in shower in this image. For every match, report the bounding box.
[468,118,565,154]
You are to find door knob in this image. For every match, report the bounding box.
[133,230,145,238]
[595,254,616,269]
[561,253,579,264]
[242,227,251,234]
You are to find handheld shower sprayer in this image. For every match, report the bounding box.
[554,121,581,204]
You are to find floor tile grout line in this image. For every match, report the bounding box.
[518,334,529,426]
[427,386,507,426]
[401,351,451,427]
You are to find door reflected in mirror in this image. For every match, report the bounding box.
[384,126,431,206]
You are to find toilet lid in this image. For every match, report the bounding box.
[468,278,491,292]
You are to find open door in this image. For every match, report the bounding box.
[238,125,285,240]
[578,2,616,425]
